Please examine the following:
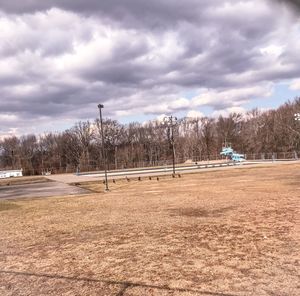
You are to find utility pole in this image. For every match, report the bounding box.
[164,115,177,175]
[98,104,109,191]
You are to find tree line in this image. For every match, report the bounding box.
[1,98,299,175]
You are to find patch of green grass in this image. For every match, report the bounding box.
[0,201,21,211]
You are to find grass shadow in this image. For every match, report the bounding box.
[0,269,238,296]
[0,201,21,212]
[168,206,235,218]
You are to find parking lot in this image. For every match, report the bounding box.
[0,181,90,200]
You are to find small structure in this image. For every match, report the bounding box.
[220,144,245,162]
[0,169,23,179]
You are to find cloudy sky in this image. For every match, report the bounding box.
[0,0,300,138]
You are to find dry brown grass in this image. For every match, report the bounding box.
[0,176,50,187]
[0,164,299,295]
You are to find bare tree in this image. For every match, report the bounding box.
[73,121,95,171]
[201,117,216,160]
[1,97,300,175]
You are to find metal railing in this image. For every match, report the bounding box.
[1,151,299,175]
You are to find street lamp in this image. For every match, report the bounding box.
[98,104,109,191]
[11,150,14,170]
[164,115,177,175]
[294,113,300,159]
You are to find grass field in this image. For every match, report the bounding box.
[0,163,299,295]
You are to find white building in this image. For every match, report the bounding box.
[0,169,23,179]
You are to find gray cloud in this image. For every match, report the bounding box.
[0,0,300,137]
[276,0,300,11]
[0,0,216,23]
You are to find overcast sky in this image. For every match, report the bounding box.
[0,0,300,138]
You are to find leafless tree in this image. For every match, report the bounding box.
[1,97,299,175]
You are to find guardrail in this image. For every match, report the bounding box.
[76,161,239,177]
[77,159,299,178]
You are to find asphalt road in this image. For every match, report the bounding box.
[46,160,300,184]
[0,181,90,200]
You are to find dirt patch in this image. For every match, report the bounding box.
[0,163,299,295]
[0,201,20,212]
[168,206,236,218]
[0,176,51,187]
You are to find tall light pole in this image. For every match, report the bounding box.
[11,150,14,170]
[164,115,177,175]
[294,113,300,159]
[98,104,109,191]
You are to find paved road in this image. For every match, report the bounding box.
[46,162,237,183]
[0,181,90,200]
[46,160,300,184]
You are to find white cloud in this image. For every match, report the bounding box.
[191,84,273,109]
[155,114,168,123]
[212,106,246,117]
[0,127,19,140]
[186,110,204,118]
[0,114,18,122]
[260,44,284,57]
[170,97,190,110]
[289,79,300,90]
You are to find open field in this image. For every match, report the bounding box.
[0,163,299,295]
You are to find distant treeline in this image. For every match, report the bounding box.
[1,98,299,175]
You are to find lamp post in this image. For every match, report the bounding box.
[164,115,177,175]
[11,150,14,170]
[98,104,109,191]
[294,113,300,159]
